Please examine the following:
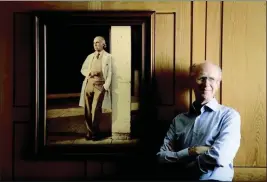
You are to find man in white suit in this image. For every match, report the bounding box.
[79,36,112,140]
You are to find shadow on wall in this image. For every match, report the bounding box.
[94,66,193,181]
[132,65,191,158]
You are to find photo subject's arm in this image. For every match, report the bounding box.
[191,111,241,173]
[103,55,112,91]
[157,118,190,163]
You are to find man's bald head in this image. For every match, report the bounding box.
[190,61,222,81]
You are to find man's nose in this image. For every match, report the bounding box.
[202,78,210,86]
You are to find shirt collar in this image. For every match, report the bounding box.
[189,98,220,115]
[95,50,105,56]
[205,98,220,111]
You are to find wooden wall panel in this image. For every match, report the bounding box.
[206,2,222,102]
[86,1,102,9]
[222,2,266,167]
[0,4,13,180]
[155,13,175,105]
[233,167,266,182]
[174,2,191,113]
[101,2,187,12]
[13,107,30,122]
[14,13,32,106]
[0,1,266,181]
[12,2,89,11]
[192,1,206,64]
[14,124,85,180]
[191,1,206,102]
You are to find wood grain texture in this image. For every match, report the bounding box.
[206,2,222,102]
[222,2,266,166]
[233,167,266,181]
[11,1,89,11]
[191,1,206,102]
[101,1,187,12]
[174,2,192,113]
[151,12,155,84]
[155,13,175,105]
[0,1,266,180]
[87,1,102,10]
[192,1,206,64]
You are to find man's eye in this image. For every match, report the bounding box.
[208,77,215,81]
[199,77,207,80]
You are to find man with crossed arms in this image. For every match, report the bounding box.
[79,36,112,140]
[157,62,241,181]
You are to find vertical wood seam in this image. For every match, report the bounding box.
[219,1,224,104]
[172,12,176,106]
[204,1,207,60]
[190,1,194,105]
[153,12,156,101]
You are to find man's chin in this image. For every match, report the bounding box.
[200,94,213,100]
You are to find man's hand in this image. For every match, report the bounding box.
[189,146,210,156]
[195,146,210,155]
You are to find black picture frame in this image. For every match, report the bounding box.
[30,10,156,160]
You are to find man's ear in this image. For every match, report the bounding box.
[216,80,221,88]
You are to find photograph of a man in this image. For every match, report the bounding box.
[79,36,113,141]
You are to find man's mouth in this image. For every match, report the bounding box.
[201,89,211,92]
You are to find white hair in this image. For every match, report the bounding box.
[94,36,106,48]
[190,61,222,81]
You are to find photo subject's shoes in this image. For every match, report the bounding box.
[91,135,98,141]
[85,131,93,140]
[85,131,101,141]
[91,133,101,141]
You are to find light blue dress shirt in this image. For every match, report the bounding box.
[157,98,241,181]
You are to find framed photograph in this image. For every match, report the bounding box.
[30,11,155,159]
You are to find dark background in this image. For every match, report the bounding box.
[46,24,142,95]
[46,24,110,94]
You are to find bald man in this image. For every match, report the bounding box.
[79,36,112,140]
[157,62,241,181]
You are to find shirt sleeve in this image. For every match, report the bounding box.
[197,110,241,173]
[157,117,190,163]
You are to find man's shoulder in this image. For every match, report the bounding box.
[220,104,240,115]
[173,112,192,123]
[103,51,112,57]
[219,104,241,122]
[86,53,94,59]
